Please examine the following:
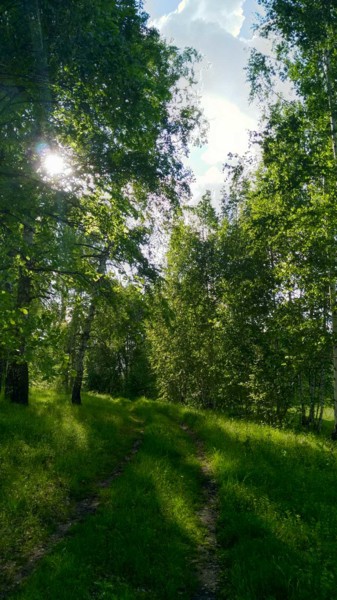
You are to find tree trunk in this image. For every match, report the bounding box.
[308,372,316,425]
[6,224,33,404]
[71,301,96,405]
[323,49,337,437]
[0,359,5,394]
[6,1,49,405]
[71,249,109,405]
[332,305,337,438]
[5,361,29,405]
[330,286,337,438]
[316,367,325,432]
[23,0,51,133]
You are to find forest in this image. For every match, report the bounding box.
[1,0,337,599]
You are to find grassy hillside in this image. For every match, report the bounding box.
[183,409,337,600]
[0,393,204,599]
[1,392,337,599]
[0,391,142,591]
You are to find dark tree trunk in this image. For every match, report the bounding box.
[0,359,5,394]
[6,224,33,404]
[4,1,49,405]
[5,361,29,404]
[4,363,12,400]
[71,377,82,405]
[6,355,30,407]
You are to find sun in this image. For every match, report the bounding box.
[36,142,74,187]
[42,153,68,177]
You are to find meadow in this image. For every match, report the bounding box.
[1,392,337,599]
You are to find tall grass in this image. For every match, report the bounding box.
[11,401,204,599]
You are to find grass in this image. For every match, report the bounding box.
[0,390,142,590]
[1,394,204,599]
[2,391,337,599]
[182,407,337,600]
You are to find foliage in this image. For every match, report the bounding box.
[145,0,337,425]
[246,0,337,428]
[148,193,223,408]
[86,285,155,398]
[0,0,202,403]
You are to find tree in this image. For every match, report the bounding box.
[86,285,154,399]
[0,0,202,404]
[148,193,223,408]
[250,0,337,433]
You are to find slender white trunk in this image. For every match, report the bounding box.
[24,0,51,132]
[330,284,337,433]
[71,249,109,405]
[323,49,337,433]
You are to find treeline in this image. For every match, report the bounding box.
[92,0,337,432]
[2,0,337,434]
[149,0,337,431]
[149,187,330,429]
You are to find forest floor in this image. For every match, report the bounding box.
[1,392,337,599]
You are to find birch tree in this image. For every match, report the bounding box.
[250,0,337,434]
[0,0,202,404]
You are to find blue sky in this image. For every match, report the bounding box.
[143,0,262,202]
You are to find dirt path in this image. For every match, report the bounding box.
[181,424,221,600]
[1,432,144,600]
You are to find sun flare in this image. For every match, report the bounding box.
[42,153,68,176]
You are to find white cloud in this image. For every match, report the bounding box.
[162,0,246,36]
[201,94,256,165]
[145,0,261,201]
[185,94,256,206]
[190,165,224,204]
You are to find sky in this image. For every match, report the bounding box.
[143,0,262,203]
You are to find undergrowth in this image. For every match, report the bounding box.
[0,390,140,591]
[2,395,204,599]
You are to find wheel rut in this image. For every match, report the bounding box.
[0,429,144,599]
[181,423,221,600]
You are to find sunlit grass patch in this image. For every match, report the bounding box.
[4,395,337,599]
[0,390,139,590]
[12,400,204,600]
[183,408,337,600]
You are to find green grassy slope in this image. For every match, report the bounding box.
[1,394,204,599]
[0,391,142,591]
[13,402,205,599]
[183,408,337,600]
[1,392,337,599]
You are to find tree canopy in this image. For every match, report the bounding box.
[0,0,202,404]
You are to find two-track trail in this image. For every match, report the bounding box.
[3,410,222,600]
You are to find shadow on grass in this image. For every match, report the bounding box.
[11,401,204,600]
[0,391,141,590]
[183,409,337,600]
